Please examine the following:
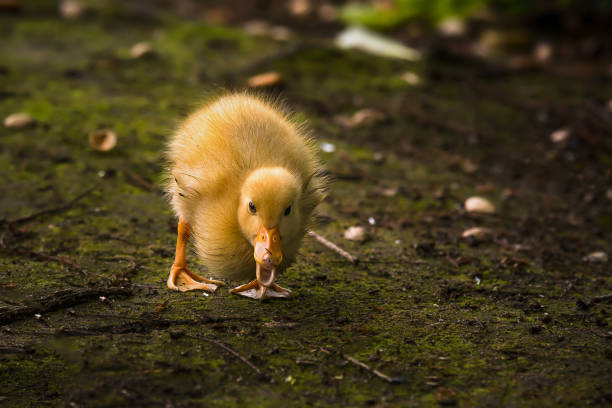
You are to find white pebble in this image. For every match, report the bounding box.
[400,71,421,85]
[130,42,153,59]
[584,251,608,263]
[321,142,336,153]
[461,227,493,241]
[4,112,35,128]
[368,217,376,226]
[344,226,367,242]
[464,197,495,214]
[550,128,570,144]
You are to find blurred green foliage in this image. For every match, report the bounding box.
[340,0,612,29]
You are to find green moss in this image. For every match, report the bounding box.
[1,4,611,408]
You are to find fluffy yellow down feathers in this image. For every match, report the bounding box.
[165,93,325,299]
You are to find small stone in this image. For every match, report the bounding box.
[243,20,269,36]
[59,0,85,19]
[247,71,283,88]
[288,0,311,16]
[269,26,291,41]
[464,196,495,214]
[382,187,398,197]
[4,112,35,128]
[368,217,376,226]
[318,3,338,22]
[584,251,608,263]
[461,227,493,243]
[550,128,570,144]
[320,142,336,153]
[372,152,385,164]
[344,108,386,128]
[130,42,153,59]
[344,226,367,242]
[89,129,117,152]
[533,41,553,63]
[438,17,466,37]
[400,71,421,86]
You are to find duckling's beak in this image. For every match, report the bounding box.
[254,225,283,267]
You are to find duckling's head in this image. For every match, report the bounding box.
[238,167,302,269]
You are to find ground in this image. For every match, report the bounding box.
[1,2,611,407]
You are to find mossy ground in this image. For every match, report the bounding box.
[1,2,611,407]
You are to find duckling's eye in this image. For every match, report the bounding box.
[284,205,292,216]
[248,201,256,214]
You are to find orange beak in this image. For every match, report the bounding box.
[254,225,283,267]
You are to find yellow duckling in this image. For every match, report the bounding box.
[165,93,326,300]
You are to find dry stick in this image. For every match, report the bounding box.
[308,230,358,264]
[3,245,114,283]
[343,354,402,384]
[123,170,161,194]
[0,287,132,325]
[187,334,263,378]
[1,181,100,226]
[26,250,88,276]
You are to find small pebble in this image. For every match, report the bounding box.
[438,17,466,37]
[344,226,367,242]
[130,42,153,59]
[318,3,338,22]
[368,217,376,226]
[464,196,495,214]
[534,41,553,63]
[400,71,421,86]
[59,0,85,19]
[320,142,336,153]
[288,0,311,16]
[346,108,385,127]
[461,227,494,242]
[269,26,291,41]
[584,251,608,263]
[550,128,570,144]
[247,71,283,88]
[243,20,270,36]
[89,129,117,152]
[4,112,35,128]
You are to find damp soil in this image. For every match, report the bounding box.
[1,2,611,407]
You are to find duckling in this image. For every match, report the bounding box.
[165,93,326,300]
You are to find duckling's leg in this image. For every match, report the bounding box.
[167,218,224,292]
[230,264,292,300]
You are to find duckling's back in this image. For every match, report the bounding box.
[166,93,320,278]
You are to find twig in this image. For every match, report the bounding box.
[0,245,115,283]
[0,182,100,226]
[593,293,612,303]
[308,230,358,264]
[25,250,88,276]
[0,286,132,325]
[343,354,403,384]
[123,170,161,194]
[187,334,263,378]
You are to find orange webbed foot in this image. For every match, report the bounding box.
[167,265,224,293]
